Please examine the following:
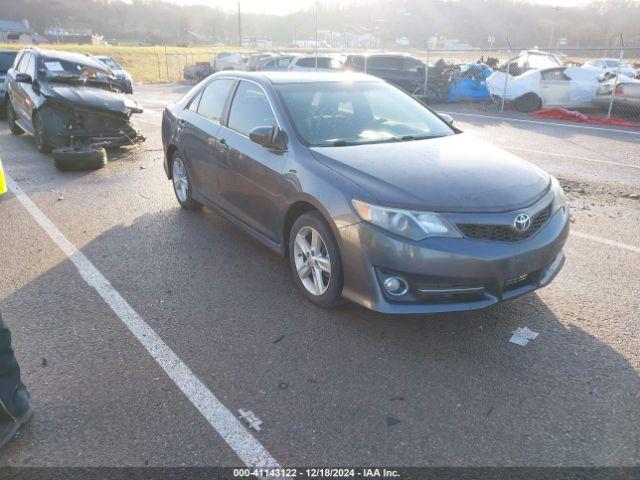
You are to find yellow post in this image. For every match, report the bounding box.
[0,159,7,196]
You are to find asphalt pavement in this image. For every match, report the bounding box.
[0,83,638,467]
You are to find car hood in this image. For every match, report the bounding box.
[310,133,550,213]
[42,84,141,115]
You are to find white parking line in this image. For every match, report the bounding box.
[442,111,640,136]
[6,174,280,468]
[571,230,640,255]
[503,146,640,171]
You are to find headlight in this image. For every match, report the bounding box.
[550,176,567,213]
[352,199,462,241]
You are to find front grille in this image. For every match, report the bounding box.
[457,205,552,242]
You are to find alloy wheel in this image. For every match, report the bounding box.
[293,226,331,296]
[172,157,189,203]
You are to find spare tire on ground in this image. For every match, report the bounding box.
[52,147,108,172]
[514,92,542,113]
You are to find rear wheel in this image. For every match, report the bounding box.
[6,100,24,135]
[289,211,344,308]
[515,92,542,112]
[171,153,202,210]
[33,112,52,154]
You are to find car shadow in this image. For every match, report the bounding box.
[1,203,638,466]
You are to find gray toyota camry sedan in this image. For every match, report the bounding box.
[161,72,569,314]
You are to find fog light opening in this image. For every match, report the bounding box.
[383,276,409,296]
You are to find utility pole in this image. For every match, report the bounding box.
[237,1,242,47]
[315,0,319,71]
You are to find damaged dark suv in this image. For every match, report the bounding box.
[5,47,144,171]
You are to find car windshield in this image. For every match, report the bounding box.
[98,57,121,70]
[0,52,17,73]
[40,56,119,90]
[527,53,561,70]
[277,81,454,147]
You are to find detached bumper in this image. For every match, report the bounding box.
[338,206,570,314]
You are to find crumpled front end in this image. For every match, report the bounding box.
[38,98,145,149]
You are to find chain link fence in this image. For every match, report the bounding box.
[406,45,640,124]
[28,41,636,125]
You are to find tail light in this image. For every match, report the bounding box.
[287,65,293,72]
[615,86,624,95]
[255,66,261,71]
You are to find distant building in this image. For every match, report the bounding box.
[322,32,379,49]
[45,27,93,44]
[0,19,34,43]
[241,37,273,49]
[293,40,330,49]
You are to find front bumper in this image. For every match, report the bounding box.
[338,205,570,314]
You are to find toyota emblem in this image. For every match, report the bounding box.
[514,213,531,232]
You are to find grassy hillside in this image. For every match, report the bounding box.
[0,44,239,83]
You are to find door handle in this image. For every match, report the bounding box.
[218,138,230,150]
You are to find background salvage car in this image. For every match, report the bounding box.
[0,50,18,117]
[95,55,134,94]
[593,78,640,113]
[582,58,636,79]
[343,53,427,93]
[5,47,144,171]
[487,66,614,112]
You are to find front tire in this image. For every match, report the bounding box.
[171,153,202,210]
[6,100,24,135]
[289,211,344,308]
[33,112,52,154]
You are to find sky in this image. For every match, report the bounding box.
[170,0,593,15]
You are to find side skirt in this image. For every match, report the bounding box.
[192,191,285,257]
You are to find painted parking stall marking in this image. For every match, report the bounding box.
[571,230,640,255]
[441,111,640,136]
[6,174,280,468]
[504,146,640,171]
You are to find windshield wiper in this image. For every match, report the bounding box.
[47,74,85,84]
[330,140,359,146]
[392,134,444,142]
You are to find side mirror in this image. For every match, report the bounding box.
[249,126,287,151]
[15,73,32,84]
[249,126,275,148]
[438,113,454,126]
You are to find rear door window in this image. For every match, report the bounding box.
[541,69,569,81]
[277,57,292,68]
[196,78,235,122]
[401,58,423,72]
[367,56,401,69]
[296,57,335,69]
[227,81,276,137]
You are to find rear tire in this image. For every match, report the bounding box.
[53,147,107,171]
[171,152,202,210]
[6,101,24,135]
[515,92,542,113]
[289,211,344,308]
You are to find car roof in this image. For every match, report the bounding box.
[346,52,414,58]
[292,54,334,59]
[213,71,382,85]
